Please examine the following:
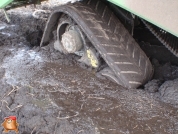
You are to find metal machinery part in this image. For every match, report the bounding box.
[0,0,12,8]
[41,0,153,89]
[54,15,121,82]
[109,3,178,58]
[54,15,100,68]
[61,30,83,53]
[108,0,178,38]
[52,14,126,85]
[142,20,178,57]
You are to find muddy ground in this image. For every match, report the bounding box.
[0,2,178,134]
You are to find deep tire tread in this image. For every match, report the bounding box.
[78,1,153,88]
[47,0,153,88]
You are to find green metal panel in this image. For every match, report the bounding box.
[0,0,13,8]
[108,0,178,37]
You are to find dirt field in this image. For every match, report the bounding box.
[0,1,178,134]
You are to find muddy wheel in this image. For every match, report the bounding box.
[54,14,101,69]
[41,0,153,89]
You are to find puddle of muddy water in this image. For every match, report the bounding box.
[42,63,178,134]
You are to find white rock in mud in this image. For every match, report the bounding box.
[49,0,81,5]
[61,0,81,3]
[144,79,161,93]
[159,78,178,107]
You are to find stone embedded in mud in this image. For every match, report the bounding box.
[159,78,178,107]
[144,79,161,93]
[49,0,81,5]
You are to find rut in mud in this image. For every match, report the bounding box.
[0,1,178,134]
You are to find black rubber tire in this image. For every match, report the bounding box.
[41,0,153,88]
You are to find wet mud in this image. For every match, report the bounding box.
[0,2,178,134]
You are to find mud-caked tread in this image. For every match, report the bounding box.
[42,0,153,88]
[83,0,153,87]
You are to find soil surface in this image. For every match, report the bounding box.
[0,1,178,134]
